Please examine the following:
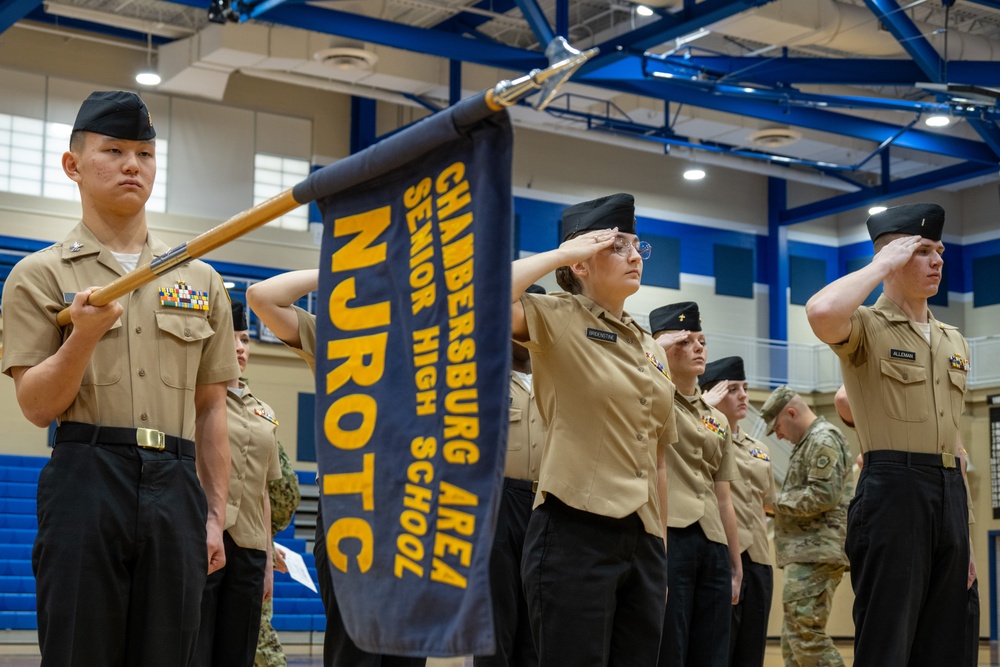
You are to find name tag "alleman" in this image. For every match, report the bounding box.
[890,348,916,361]
[586,328,618,343]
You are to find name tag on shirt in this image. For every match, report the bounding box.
[890,348,916,361]
[586,328,618,343]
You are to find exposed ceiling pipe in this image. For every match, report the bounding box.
[13,21,149,52]
[239,67,426,108]
[710,0,998,60]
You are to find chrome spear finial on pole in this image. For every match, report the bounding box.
[488,37,598,111]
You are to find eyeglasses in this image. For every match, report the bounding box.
[613,235,653,260]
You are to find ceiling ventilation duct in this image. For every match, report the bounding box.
[748,127,802,149]
[313,47,378,71]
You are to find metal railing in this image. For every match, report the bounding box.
[707,332,1000,392]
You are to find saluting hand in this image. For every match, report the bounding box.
[872,234,923,273]
[655,330,690,354]
[702,380,729,408]
[557,227,619,264]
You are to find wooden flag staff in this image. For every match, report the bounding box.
[54,39,597,327]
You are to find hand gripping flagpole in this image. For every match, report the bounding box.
[55,38,598,326]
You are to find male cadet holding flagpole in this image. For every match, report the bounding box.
[246,269,426,667]
[806,203,974,667]
[1,91,238,667]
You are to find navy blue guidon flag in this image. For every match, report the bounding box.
[313,99,512,656]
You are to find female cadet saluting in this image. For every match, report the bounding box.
[700,357,775,667]
[650,302,742,667]
[193,301,283,667]
[511,193,677,667]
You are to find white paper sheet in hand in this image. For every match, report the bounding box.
[274,542,318,593]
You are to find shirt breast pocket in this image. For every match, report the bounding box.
[81,318,124,386]
[879,358,928,422]
[156,311,215,389]
[947,369,967,425]
[508,406,524,451]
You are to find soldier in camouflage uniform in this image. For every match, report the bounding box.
[761,385,852,667]
[255,442,301,667]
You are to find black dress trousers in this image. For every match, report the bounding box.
[847,456,968,667]
[474,478,538,667]
[33,438,207,667]
[729,551,773,667]
[192,530,267,667]
[521,495,667,667]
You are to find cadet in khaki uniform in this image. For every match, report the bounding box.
[835,384,981,667]
[0,91,237,667]
[512,193,676,667]
[700,357,775,667]
[246,270,426,667]
[806,203,972,667]
[255,440,301,667]
[650,302,742,667]
[475,284,547,667]
[194,302,283,667]
[760,386,851,667]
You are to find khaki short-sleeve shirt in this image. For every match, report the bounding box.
[730,429,774,565]
[225,382,283,550]
[831,294,968,456]
[1,222,238,439]
[505,373,545,482]
[666,391,739,544]
[289,305,317,373]
[520,292,677,537]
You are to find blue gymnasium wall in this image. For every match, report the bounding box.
[4,198,998,322]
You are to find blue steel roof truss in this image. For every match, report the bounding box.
[72,0,1000,220]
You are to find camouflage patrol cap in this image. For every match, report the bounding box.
[760,385,796,435]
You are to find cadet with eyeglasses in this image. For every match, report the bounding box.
[512,193,676,666]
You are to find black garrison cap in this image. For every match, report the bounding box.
[72,91,156,141]
[560,193,636,242]
[866,203,944,243]
[699,356,746,388]
[232,301,249,332]
[525,284,546,295]
[649,301,702,336]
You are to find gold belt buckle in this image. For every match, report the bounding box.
[136,428,166,451]
[941,452,957,469]
[531,480,539,494]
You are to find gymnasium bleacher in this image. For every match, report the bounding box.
[0,454,325,638]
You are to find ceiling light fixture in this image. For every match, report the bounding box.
[135,33,161,86]
[683,167,706,181]
[635,5,654,16]
[924,114,951,127]
[868,205,887,215]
